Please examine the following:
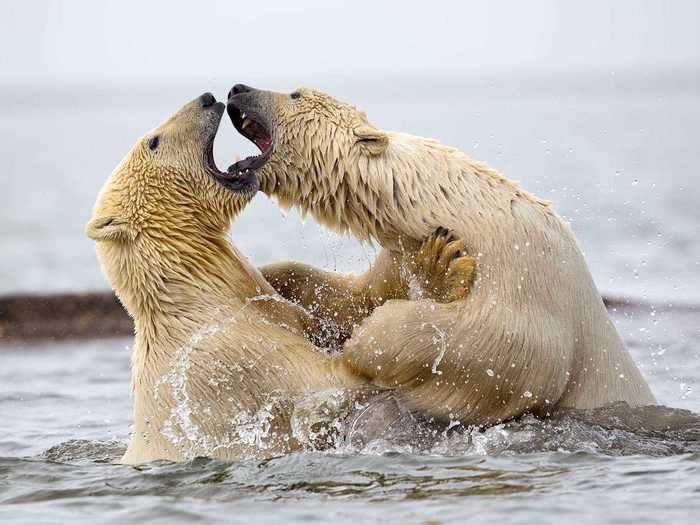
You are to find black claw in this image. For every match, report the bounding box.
[435,226,449,237]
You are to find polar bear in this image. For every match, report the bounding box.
[222,84,655,426]
[85,93,473,463]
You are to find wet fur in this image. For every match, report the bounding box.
[86,98,365,463]
[86,97,475,463]
[251,86,655,425]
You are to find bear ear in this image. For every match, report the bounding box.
[85,215,132,242]
[353,125,389,156]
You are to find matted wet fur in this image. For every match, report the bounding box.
[224,85,656,427]
[85,94,473,463]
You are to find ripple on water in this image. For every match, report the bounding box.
[1,310,699,522]
[2,412,700,524]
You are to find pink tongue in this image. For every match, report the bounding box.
[255,138,271,151]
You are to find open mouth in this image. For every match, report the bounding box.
[226,104,273,175]
[204,103,258,194]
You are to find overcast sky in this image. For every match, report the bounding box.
[1,0,699,86]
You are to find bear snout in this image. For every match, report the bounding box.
[228,84,254,100]
[199,92,217,108]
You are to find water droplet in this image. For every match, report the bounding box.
[680,383,693,399]
[523,391,533,398]
[486,369,495,377]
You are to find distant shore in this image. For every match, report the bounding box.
[0,292,132,341]
[0,291,695,343]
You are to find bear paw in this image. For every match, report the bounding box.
[407,227,476,303]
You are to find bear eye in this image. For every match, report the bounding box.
[148,136,160,151]
[290,91,301,100]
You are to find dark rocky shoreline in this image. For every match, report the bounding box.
[0,291,694,343]
[0,292,132,342]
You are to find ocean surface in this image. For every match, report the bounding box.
[1,74,699,523]
[1,306,699,524]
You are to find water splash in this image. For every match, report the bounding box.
[291,388,356,451]
[343,402,700,458]
[430,323,448,375]
[159,323,221,459]
[230,395,282,451]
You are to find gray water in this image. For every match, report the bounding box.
[2,307,699,524]
[1,74,700,523]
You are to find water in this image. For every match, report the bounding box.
[1,74,700,522]
[1,306,699,523]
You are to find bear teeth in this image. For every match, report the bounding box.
[241,118,251,130]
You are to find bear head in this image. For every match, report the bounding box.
[87,92,258,244]
[85,93,259,312]
[225,84,389,209]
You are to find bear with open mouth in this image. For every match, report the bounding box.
[86,93,474,463]
[218,84,656,427]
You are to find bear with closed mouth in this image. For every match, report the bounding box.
[222,84,656,426]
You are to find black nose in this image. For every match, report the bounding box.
[199,92,216,108]
[228,84,252,100]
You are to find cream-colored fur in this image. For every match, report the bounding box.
[85,96,373,464]
[242,86,655,425]
[86,95,474,464]
[262,229,476,349]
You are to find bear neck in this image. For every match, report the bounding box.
[103,228,276,374]
[263,132,553,251]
